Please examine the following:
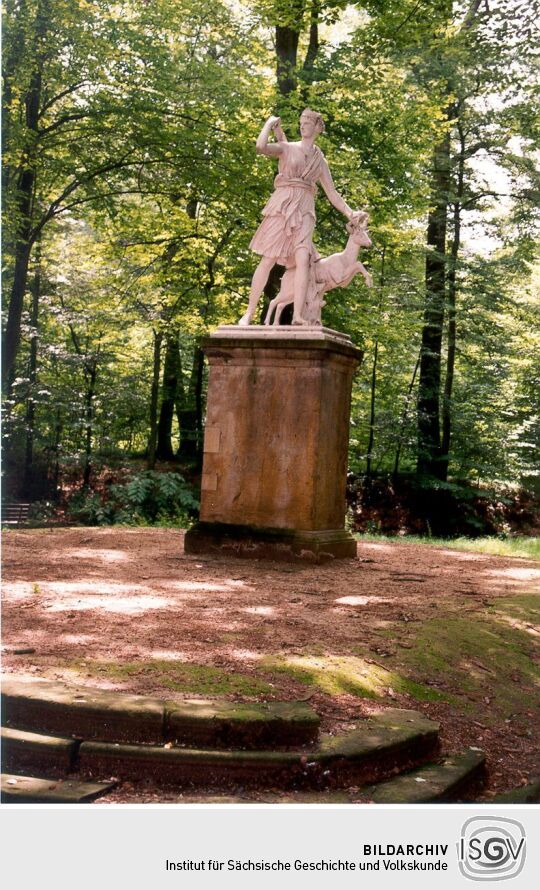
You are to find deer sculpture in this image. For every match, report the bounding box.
[264,213,373,326]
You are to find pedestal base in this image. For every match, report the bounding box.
[189,325,362,563]
[184,522,358,563]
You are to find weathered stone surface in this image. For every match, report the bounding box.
[363,748,486,803]
[213,325,354,342]
[184,523,357,562]
[185,330,362,561]
[2,677,165,743]
[78,709,439,789]
[165,699,320,748]
[1,773,116,803]
[2,676,320,750]
[1,726,78,775]
[317,709,439,762]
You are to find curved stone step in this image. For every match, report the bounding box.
[78,709,439,790]
[166,699,319,749]
[361,748,486,803]
[2,678,164,743]
[140,749,484,803]
[1,726,79,776]
[2,677,319,748]
[1,773,116,804]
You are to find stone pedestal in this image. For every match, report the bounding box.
[184,326,362,561]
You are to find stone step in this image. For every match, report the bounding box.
[2,677,319,749]
[488,778,540,804]
[78,709,439,790]
[166,699,319,749]
[1,726,79,776]
[361,748,486,803]
[2,677,166,744]
[155,749,484,804]
[1,773,116,804]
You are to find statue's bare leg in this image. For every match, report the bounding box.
[239,256,276,325]
[292,247,310,325]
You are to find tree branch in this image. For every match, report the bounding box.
[39,81,89,117]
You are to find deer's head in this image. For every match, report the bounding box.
[346,213,372,247]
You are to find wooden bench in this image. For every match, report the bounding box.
[1,503,30,526]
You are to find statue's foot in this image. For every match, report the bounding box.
[238,312,253,326]
[292,315,309,326]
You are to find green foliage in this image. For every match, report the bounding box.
[67,471,199,526]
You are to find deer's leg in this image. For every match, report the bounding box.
[274,302,288,325]
[264,296,279,325]
[357,262,373,287]
[292,246,310,325]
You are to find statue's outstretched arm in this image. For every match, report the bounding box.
[319,160,355,220]
[256,116,286,157]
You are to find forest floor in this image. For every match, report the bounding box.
[2,527,539,800]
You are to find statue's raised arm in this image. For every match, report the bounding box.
[239,109,367,327]
[255,116,286,158]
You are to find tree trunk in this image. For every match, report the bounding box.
[192,345,205,468]
[2,0,50,394]
[156,332,182,461]
[52,409,62,496]
[23,254,41,496]
[3,195,34,395]
[440,128,465,480]
[177,344,205,465]
[276,23,301,97]
[365,248,386,477]
[147,330,163,470]
[416,128,451,477]
[302,0,320,94]
[365,339,378,477]
[82,361,97,489]
[393,355,421,479]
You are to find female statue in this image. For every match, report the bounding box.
[239,109,364,326]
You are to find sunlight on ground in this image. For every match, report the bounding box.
[242,606,275,616]
[60,548,130,562]
[46,594,176,614]
[229,648,263,662]
[484,567,540,583]
[147,650,191,661]
[263,654,446,702]
[19,581,148,595]
[159,580,247,592]
[357,542,394,552]
[335,596,390,606]
[3,582,34,600]
[60,634,97,645]
[438,550,487,561]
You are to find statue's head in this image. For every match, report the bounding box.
[300,108,325,138]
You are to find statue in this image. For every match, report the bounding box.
[264,214,373,326]
[238,109,371,327]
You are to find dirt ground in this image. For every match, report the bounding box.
[2,527,539,799]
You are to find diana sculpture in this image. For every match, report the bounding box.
[239,109,372,327]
